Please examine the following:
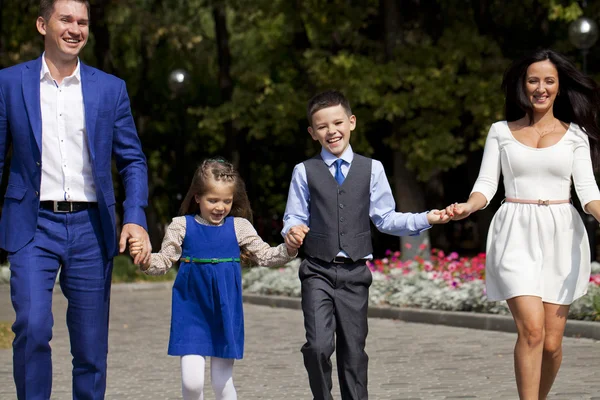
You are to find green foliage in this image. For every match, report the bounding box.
[593,293,600,321]
[0,0,589,245]
[0,321,12,349]
[112,255,176,283]
[547,0,582,22]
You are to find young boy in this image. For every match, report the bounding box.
[282,90,449,400]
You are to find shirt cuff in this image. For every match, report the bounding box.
[123,206,148,231]
[409,212,432,236]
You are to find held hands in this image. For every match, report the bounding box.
[128,237,151,270]
[426,202,475,224]
[426,209,452,225]
[284,224,310,255]
[120,223,151,266]
[444,202,474,221]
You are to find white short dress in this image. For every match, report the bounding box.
[472,121,600,305]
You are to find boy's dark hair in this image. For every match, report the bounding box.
[39,0,90,21]
[178,158,256,266]
[307,90,352,125]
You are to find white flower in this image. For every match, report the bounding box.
[241,258,598,320]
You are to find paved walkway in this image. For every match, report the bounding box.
[0,284,599,400]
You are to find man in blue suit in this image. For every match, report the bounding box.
[0,1,151,398]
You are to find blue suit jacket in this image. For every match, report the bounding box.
[0,57,148,257]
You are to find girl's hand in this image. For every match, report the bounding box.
[285,225,310,253]
[445,202,474,221]
[128,238,151,270]
[128,237,143,255]
[427,209,452,225]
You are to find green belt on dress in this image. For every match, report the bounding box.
[180,256,241,264]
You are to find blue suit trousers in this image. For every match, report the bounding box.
[8,207,112,400]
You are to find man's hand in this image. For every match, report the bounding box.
[120,223,151,265]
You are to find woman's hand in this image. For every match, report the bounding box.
[445,202,475,221]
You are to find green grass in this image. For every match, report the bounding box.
[112,255,177,283]
[0,322,13,349]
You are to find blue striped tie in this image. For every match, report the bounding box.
[334,159,345,185]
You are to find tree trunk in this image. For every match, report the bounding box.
[392,151,429,259]
[381,0,431,260]
[89,0,113,73]
[212,3,238,167]
[130,0,165,251]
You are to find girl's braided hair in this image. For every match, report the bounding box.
[179,158,255,266]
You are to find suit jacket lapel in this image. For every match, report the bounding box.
[22,57,43,152]
[81,63,98,161]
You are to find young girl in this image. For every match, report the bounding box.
[129,158,308,400]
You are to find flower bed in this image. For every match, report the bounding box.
[242,249,600,321]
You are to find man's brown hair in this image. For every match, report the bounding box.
[39,0,90,21]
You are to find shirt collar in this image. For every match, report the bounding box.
[195,214,225,226]
[40,52,81,83]
[320,145,354,167]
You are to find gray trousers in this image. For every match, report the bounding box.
[299,257,372,400]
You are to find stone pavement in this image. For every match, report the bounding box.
[0,284,599,400]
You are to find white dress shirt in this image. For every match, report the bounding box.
[39,54,96,202]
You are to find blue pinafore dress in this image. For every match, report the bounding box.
[167,215,244,359]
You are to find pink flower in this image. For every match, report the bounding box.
[368,249,488,287]
[404,243,413,249]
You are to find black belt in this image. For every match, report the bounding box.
[332,256,356,264]
[40,201,98,213]
[309,256,363,265]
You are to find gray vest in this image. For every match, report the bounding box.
[303,154,373,262]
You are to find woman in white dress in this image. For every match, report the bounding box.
[447,49,600,399]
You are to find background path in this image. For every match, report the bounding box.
[0,284,598,399]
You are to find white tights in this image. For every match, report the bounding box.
[181,355,237,400]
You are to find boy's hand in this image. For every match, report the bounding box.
[445,202,473,221]
[128,238,151,270]
[285,225,310,252]
[427,209,452,225]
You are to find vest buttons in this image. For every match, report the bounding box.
[341,232,345,236]
[36,161,41,167]
[339,204,344,209]
[340,217,345,222]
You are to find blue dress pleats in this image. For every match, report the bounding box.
[168,216,244,359]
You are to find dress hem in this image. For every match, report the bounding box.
[168,349,243,360]
[486,288,588,306]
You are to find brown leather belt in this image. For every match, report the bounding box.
[40,201,98,213]
[504,198,570,206]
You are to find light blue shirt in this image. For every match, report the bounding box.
[282,145,431,258]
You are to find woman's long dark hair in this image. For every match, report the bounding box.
[178,158,255,266]
[501,49,600,166]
